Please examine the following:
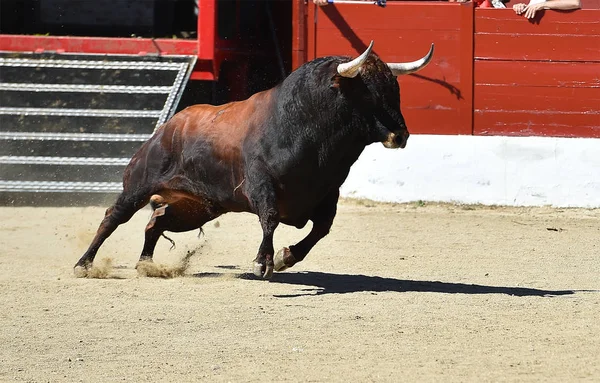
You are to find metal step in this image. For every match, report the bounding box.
[0,51,195,205]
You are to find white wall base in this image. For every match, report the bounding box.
[341,135,600,208]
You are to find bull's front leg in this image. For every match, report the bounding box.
[274,190,339,272]
[247,167,280,279]
[253,205,279,279]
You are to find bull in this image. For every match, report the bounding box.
[75,41,434,278]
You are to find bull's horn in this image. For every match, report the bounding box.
[337,40,374,78]
[387,43,435,76]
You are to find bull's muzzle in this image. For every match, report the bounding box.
[383,131,409,149]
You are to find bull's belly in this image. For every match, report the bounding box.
[275,188,337,229]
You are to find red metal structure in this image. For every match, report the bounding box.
[0,0,291,101]
[1,1,214,77]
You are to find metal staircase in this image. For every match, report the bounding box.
[0,51,196,205]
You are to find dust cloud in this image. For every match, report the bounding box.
[136,247,199,279]
[76,257,117,279]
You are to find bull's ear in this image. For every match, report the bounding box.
[330,74,343,89]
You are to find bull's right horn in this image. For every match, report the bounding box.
[337,40,374,78]
[387,43,435,76]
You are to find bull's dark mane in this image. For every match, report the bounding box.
[267,54,402,164]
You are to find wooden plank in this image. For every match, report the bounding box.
[475,86,600,114]
[581,0,600,9]
[316,3,465,32]
[475,9,600,62]
[307,2,317,63]
[475,61,600,88]
[504,0,600,9]
[475,9,600,34]
[291,0,307,70]
[474,111,600,137]
[475,34,600,62]
[459,1,475,135]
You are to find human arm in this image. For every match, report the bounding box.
[514,0,581,19]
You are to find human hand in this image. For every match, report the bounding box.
[513,2,527,14]
[313,0,329,5]
[523,2,544,18]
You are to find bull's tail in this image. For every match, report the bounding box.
[161,233,176,250]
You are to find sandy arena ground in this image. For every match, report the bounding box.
[0,200,599,382]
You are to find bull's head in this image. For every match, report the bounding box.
[335,41,434,149]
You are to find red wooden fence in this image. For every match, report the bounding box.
[299,0,600,138]
[474,9,600,138]
[307,1,474,135]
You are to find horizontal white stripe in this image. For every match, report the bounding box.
[0,83,172,94]
[0,58,185,71]
[0,180,122,193]
[0,132,150,141]
[0,107,161,118]
[0,156,130,165]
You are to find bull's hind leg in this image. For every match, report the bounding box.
[74,189,152,273]
[274,190,339,272]
[138,193,217,263]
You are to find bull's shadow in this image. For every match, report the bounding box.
[265,271,578,298]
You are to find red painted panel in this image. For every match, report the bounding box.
[476,34,600,62]
[475,86,600,114]
[475,112,600,138]
[475,9,600,34]
[316,3,465,32]
[504,0,600,9]
[581,0,600,8]
[308,2,474,135]
[475,9,600,61]
[197,0,216,60]
[292,0,307,70]
[475,61,600,88]
[474,8,600,137]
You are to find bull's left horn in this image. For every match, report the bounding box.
[337,40,374,78]
[387,43,435,76]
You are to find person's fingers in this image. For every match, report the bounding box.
[513,3,525,14]
[525,6,536,18]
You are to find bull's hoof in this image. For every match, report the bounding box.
[274,247,297,272]
[73,265,89,278]
[252,261,274,279]
[135,258,154,269]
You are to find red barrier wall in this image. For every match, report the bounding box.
[301,1,600,138]
[474,9,600,138]
[306,2,475,135]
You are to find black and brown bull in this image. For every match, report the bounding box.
[75,41,434,279]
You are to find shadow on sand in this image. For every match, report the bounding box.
[263,271,580,298]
